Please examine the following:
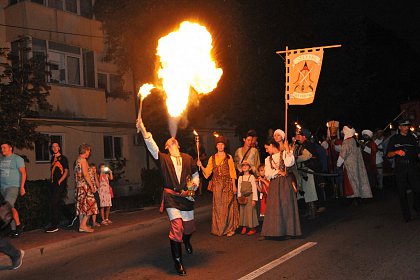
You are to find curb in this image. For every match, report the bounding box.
[22,204,212,260]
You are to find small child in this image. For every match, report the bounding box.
[256,164,270,218]
[238,161,259,235]
[98,164,113,225]
[89,163,101,227]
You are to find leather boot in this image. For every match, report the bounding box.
[183,234,193,254]
[170,239,187,276]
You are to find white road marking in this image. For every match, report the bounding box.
[238,241,317,280]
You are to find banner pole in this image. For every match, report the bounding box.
[285,46,288,139]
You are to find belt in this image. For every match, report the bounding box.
[159,187,188,213]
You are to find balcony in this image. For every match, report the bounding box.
[4,1,103,52]
[42,84,107,119]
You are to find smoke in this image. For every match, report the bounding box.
[168,116,181,137]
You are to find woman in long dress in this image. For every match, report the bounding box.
[74,143,99,233]
[198,136,239,237]
[260,138,301,240]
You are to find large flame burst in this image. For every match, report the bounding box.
[157,21,223,117]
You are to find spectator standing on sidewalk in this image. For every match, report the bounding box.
[0,141,26,238]
[0,196,24,269]
[387,119,420,222]
[98,163,113,225]
[45,142,74,233]
[74,144,98,233]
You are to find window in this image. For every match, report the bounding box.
[104,136,123,160]
[48,0,63,10]
[65,0,77,13]
[97,73,107,90]
[83,50,95,87]
[35,134,63,162]
[80,0,93,18]
[48,41,82,85]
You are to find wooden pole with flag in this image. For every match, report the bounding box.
[277,44,341,139]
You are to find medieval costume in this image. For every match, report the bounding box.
[361,129,378,189]
[201,137,239,237]
[261,150,301,238]
[234,146,260,175]
[337,126,372,200]
[296,128,320,219]
[326,120,343,198]
[142,131,199,276]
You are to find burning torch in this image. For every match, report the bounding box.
[137,83,155,132]
[193,130,200,170]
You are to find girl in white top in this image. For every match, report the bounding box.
[237,161,259,236]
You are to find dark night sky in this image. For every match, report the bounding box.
[96,0,420,138]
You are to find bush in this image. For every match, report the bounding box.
[140,168,163,205]
[16,179,51,231]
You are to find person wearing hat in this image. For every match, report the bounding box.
[197,136,239,237]
[361,129,378,190]
[237,160,259,235]
[136,119,199,276]
[337,126,372,204]
[295,128,321,219]
[387,119,420,222]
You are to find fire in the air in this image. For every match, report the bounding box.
[157,21,223,118]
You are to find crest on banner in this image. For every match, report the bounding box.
[286,49,324,105]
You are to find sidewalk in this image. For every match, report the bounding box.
[3,193,212,260]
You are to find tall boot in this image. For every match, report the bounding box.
[170,239,187,276]
[183,234,193,254]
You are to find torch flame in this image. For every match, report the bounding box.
[138,83,155,100]
[193,129,198,136]
[157,21,223,117]
[213,132,219,137]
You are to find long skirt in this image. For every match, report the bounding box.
[261,176,301,237]
[211,180,239,236]
[239,196,259,228]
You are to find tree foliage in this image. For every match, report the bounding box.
[0,37,51,149]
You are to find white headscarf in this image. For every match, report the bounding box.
[361,129,373,138]
[343,126,355,140]
[274,129,285,141]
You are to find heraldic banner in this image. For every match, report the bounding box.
[286,48,324,105]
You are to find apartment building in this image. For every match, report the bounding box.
[0,0,243,202]
[0,0,146,199]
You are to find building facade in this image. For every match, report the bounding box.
[0,0,146,200]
